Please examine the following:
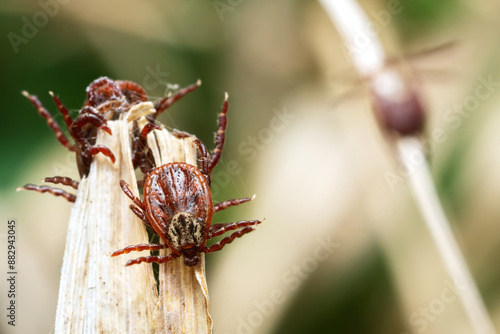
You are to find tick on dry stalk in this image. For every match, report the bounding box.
[18,77,202,202]
[112,93,262,266]
[367,62,425,136]
[319,1,496,333]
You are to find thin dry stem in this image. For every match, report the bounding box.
[55,101,212,333]
[141,118,213,334]
[398,137,495,334]
[55,103,159,333]
[318,0,386,76]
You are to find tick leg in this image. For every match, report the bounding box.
[129,205,152,228]
[135,150,155,175]
[194,138,210,177]
[83,145,116,163]
[22,91,76,152]
[208,220,262,239]
[111,243,167,257]
[133,123,161,173]
[44,176,79,189]
[70,107,112,143]
[17,184,76,203]
[49,91,74,130]
[208,93,229,172]
[214,197,253,213]
[125,253,180,266]
[154,80,201,118]
[120,180,145,211]
[140,122,161,139]
[203,226,257,254]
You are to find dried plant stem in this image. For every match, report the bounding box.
[398,137,495,334]
[319,1,495,333]
[55,105,159,333]
[55,101,212,333]
[318,0,385,76]
[141,119,213,334]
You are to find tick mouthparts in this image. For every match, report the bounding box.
[183,255,200,267]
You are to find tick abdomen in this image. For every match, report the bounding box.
[144,163,213,252]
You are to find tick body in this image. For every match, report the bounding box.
[368,62,425,136]
[19,77,201,203]
[145,163,213,266]
[113,94,262,266]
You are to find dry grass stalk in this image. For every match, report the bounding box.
[54,101,212,333]
[143,119,213,333]
[55,103,159,333]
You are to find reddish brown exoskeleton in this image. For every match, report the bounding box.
[334,44,448,135]
[112,95,262,266]
[365,43,461,135]
[367,61,425,136]
[19,77,201,202]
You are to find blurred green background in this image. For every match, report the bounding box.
[2,0,500,333]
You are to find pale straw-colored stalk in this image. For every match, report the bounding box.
[140,117,213,333]
[397,136,494,334]
[55,103,158,333]
[54,101,212,333]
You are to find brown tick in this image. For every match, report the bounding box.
[112,94,262,266]
[368,62,425,136]
[19,77,201,202]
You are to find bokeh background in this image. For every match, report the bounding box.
[1,0,500,333]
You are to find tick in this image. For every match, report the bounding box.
[19,77,201,202]
[368,62,425,136]
[112,94,262,266]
